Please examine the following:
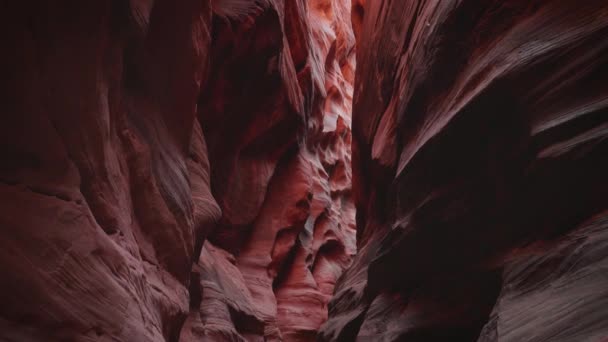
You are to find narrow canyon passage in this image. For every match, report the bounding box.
[1,1,608,342]
[2,0,356,341]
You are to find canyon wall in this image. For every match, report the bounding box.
[3,0,607,341]
[0,0,354,341]
[320,1,608,341]
[183,0,356,340]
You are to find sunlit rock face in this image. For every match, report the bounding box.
[320,1,608,341]
[183,0,356,340]
[0,0,354,341]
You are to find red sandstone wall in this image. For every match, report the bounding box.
[4,1,605,341]
[0,0,354,341]
[182,1,356,340]
[320,1,608,341]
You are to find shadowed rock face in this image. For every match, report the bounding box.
[0,0,354,341]
[1,2,216,341]
[2,0,607,341]
[320,1,608,341]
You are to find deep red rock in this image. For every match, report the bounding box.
[0,0,354,341]
[320,1,608,341]
[4,0,606,341]
[1,1,217,340]
[183,0,357,340]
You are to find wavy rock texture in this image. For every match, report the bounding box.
[182,0,356,340]
[320,1,608,341]
[0,0,354,341]
[1,1,218,341]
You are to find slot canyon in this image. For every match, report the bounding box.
[1,0,607,341]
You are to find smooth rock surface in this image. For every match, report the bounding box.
[2,1,217,341]
[0,0,354,341]
[3,0,607,341]
[320,1,608,341]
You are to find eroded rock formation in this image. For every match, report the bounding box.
[3,0,608,341]
[1,0,354,341]
[320,1,608,341]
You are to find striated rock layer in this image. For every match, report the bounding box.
[183,0,357,340]
[1,0,354,341]
[320,1,608,341]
